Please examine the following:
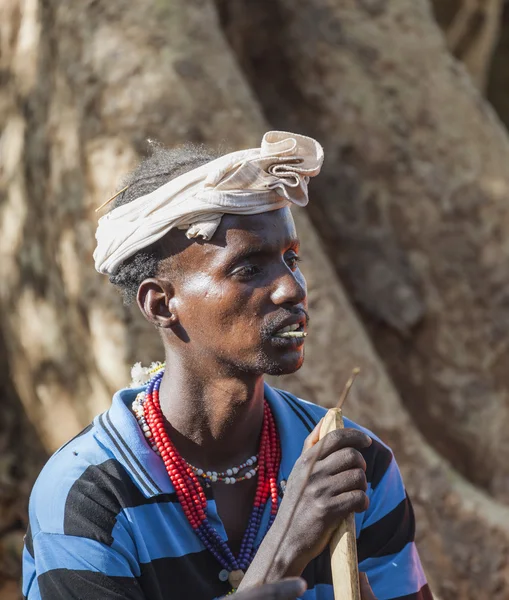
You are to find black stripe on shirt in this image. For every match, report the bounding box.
[392,583,433,600]
[278,391,315,433]
[38,568,145,600]
[357,495,415,563]
[138,550,230,600]
[63,459,179,545]
[361,437,393,490]
[104,411,163,495]
[37,550,231,600]
[280,391,318,430]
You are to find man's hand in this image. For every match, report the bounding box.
[239,421,372,589]
[232,573,377,600]
[232,577,306,600]
[273,423,372,574]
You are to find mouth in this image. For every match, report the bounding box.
[272,321,307,340]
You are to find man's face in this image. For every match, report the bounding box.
[159,207,308,376]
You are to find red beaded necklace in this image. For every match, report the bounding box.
[139,370,281,589]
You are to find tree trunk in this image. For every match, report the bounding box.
[2,0,509,598]
[217,0,509,502]
[0,332,46,598]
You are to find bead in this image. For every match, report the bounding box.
[219,569,229,582]
[226,469,233,476]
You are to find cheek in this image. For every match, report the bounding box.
[177,276,262,334]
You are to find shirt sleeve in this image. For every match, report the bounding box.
[356,438,433,600]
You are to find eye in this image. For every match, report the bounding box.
[286,253,302,271]
[232,265,262,279]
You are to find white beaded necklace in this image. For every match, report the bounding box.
[133,390,259,485]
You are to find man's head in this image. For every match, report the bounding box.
[100,133,323,377]
[137,207,308,377]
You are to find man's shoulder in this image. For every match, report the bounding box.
[273,387,389,441]
[29,415,134,536]
[273,388,396,483]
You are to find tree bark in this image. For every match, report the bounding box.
[217,0,509,502]
[486,4,509,128]
[432,0,504,92]
[2,0,509,598]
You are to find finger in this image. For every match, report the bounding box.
[359,572,378,600]
[316,428,372,460]
[331,489,370,515]
[302,418,324,452]
[320,446,367,475]
[236,578,307,600]
[327,468,368,495]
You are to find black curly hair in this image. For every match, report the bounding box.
[108,142,221,304]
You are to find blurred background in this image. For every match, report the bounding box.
[1,1,509,598]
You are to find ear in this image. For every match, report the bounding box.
[137,278,178,329]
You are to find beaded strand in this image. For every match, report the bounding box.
[188,455,259,485]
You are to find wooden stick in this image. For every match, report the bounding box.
[319,369,361,600]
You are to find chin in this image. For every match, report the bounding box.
[260,351,305,376]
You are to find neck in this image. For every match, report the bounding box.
[157,352,266,471]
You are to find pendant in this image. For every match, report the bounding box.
[228,569,245,588]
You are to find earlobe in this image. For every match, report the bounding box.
[137,278,178,329]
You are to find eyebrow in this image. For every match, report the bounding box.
[225,238,301,268]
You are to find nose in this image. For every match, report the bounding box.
[270,268,307,307]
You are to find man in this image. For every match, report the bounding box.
[22,132,432,600]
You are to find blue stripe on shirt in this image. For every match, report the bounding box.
[362,457,406,528]
[359,542,427,600]
[32,532,136,577]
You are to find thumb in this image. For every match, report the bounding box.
[234,578,307,600]
[302,418,324,452]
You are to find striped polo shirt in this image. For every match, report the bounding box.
[22,383,432,600]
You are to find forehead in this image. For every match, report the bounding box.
[217,207,298,249]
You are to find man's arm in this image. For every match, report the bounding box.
[356,439,432,600]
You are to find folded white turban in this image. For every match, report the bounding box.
[94,130,324,275]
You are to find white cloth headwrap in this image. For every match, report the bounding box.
[94,131,324,275]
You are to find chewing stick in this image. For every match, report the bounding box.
[319,376,361,600]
